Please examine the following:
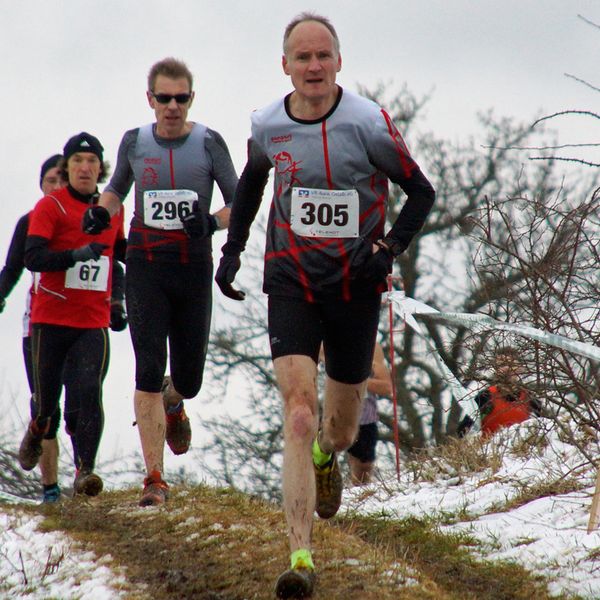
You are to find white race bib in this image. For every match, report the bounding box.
[65,256,110,291]
[143,189,198,230]
[290,188,359,238]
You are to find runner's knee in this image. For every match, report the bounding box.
[286,403,317,441]
[330,430,358,452]
[322,418,359,452]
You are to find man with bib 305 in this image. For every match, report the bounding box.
[82,57,238,506]
[215,12,435,598]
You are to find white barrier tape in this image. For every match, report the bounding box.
[386,291,600,430]
[423,312,600,363]
[387,291,600,362]
[386,292,482,426]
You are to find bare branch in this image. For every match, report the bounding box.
[564,72,600,93]
[531,110,600,129]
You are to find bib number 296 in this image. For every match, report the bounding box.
[143,189,199,230]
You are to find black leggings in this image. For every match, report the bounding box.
[23,336,78,440]
[31,324,109,471]
[126,258,212,397]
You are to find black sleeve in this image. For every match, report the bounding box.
[474,389,491,410]
[383,166,435,255]
[225,139,272,250]
[0,214,29,298]
[529,397,542,417]
[110,260,125,303]
[457,415,474,438]
[366,116,435,256]
[113,238,127,263]
[25,235,77,272]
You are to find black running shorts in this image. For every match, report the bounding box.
[267,294,381,384]
[347,422,378,462]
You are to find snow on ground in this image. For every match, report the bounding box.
[345,420,600,599]
[1,420,599,598]
[0,497,130,599]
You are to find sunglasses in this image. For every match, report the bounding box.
[151,92,192,104]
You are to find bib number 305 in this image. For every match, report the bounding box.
[290,188,359,238]
[65,256,110,291]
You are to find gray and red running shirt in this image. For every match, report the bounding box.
[106,123,238,263]
[228,87,435,302]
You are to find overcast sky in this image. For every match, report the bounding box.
[1,0,599,475]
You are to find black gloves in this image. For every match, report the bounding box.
[356,242,394,286]
[83,206,111,234]
[215,241,245,301]
[109,301,128,332]
[457,415,475,438]
[72,242,108,263]
[0,298,5,313]
[181,210,218,239]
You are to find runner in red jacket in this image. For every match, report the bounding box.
[17,132,123,498]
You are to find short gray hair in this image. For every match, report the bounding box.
[283,12,340,56]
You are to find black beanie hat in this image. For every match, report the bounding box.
[39,154,63,188]
[63,132,104,163]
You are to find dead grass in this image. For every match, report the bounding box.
[403,435,503,484]
[23,483,574,600]
[34,485,441,599]
[340,515,573,600]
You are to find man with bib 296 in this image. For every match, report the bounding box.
[82,57,238,506]
[215,12,435,599]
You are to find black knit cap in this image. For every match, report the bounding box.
[63,132,104,162]
[39,154,63,188]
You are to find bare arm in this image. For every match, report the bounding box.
[213,205,231,230]
[98,191,123,217]
[367,343,392,397]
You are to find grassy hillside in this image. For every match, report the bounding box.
[26,483,571,600]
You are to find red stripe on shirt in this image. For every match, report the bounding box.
[321,121,334,189]
[381,109,415,178]
[169,149,176,188]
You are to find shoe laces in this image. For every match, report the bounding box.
[143,470,168,489]
[166,401,185,416]
[43,486,61,503]
[315,454,335,473]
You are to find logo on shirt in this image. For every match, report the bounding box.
[271,134,292,144]
[144,157,161,165]
[273,151,302,188]
[141,167,159,186]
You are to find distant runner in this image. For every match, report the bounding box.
[347,342,392,485]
